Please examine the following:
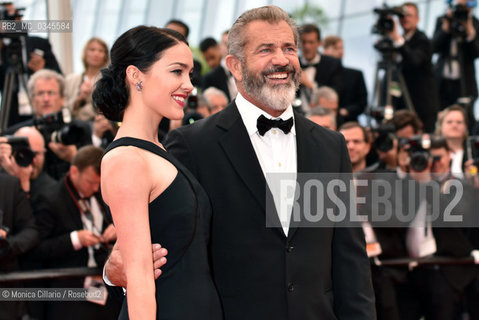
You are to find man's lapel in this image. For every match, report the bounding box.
[288,114,324,240]
[217,103,285,236]
[217,103,267,210]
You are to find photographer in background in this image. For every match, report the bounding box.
[386,2,440,133]
[0,3,63,127]
[0,126,56,203]
[433,0,479,132]
[5,69,92,180]
[323,35,368,122]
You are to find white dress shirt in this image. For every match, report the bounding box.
[70,196,104,267]
[450,149,464,179]
[236,92,297,235]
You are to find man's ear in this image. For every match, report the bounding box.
[225,54,243,82]
[125,65,142,89]
[69,165,79,180]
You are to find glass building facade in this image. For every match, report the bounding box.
[14,0,479,116]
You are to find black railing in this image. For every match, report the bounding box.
[0,267,102,283]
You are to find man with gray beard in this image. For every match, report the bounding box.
[105,5,375,320]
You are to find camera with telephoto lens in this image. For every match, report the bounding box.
[3,135,34,167]
[33,108,85,145]
[445,0,478,38]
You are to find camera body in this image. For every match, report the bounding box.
[34,108,85,146]
[368,105,397,152]
[372,5,405,36]
[445,0,478,38]
[186,87,198,110]
[398,135,446,172]
[4,135,34,167]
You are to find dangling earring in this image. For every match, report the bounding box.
[135,81,143,91]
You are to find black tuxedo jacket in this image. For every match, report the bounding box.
[339,67,368,122]
[397,29,440,132]
[0,175,38,320]
[34,177,110,276]
[304,54,343,95]
[433,16,479,100]
[0,173,38,270]
[164,102,375,320]
[202,65,231,101]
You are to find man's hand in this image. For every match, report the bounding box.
[300,72,314,89]
[93,114,114,138]
[105,242,168,287]
[387,17,402,43]
[48,142,77,162]
[77,230,102,247]
[0,229,7,238]
[27,53,46,73]
[78,80,93,101]
[0,140,15,176]
[466,14,476,40]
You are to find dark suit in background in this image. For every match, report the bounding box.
[299,54,343,108]
[202,65,232,101]
[308,54,343,94]
[164,102,375,320]
[395,29,440,133]
[433,16,479,107]
[339,66,368,122]
[0,173,39,320]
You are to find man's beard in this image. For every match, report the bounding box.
[241,61,300,112]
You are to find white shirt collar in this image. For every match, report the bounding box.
[235,92,296,137]
[300,53,320,66]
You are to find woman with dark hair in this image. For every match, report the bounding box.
[92,26,222,320]
[66,37,109,120]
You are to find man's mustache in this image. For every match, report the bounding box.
[261,65,298,77]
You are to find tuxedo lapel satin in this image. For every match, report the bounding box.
[288,114,324,240]
[217,103,285,237]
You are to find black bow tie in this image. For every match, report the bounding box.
[257,114,293,136]
[301,62,319,69]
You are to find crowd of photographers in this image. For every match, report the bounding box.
[0,0,479,319]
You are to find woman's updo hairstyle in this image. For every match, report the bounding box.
[93,26,187,121]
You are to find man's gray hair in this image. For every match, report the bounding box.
[27,69,65,100]
[311,86,338,106]
[203,87,228,101]
[306,106,337,127]
[227,5,299,61]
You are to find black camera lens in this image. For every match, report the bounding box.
[410,151,429,172]
[374,133,395,152]
[50,123,84,145]
[13,148,35,167]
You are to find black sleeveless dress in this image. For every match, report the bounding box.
[103,137,223,320]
